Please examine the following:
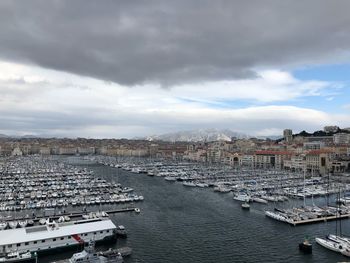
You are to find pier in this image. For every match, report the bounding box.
[288,213,350,226]
[1,207,137,223]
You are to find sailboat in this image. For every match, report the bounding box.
[315,190,350,257]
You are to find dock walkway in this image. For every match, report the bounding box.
[288,213,350,226]
[1,207,137,222]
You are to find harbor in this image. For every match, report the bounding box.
[83,158,350,263]
[1,155,350,262]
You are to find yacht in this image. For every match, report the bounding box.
[233,193,250,202]
[315,236,350,257]
[265,211,289,223]
[0,251,36,262]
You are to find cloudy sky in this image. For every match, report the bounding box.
[0,0,350,138]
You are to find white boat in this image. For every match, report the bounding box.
[327,234,350,256]
[265,211,288,223]
[0,222,7,230]
[18,220,27,228]
[120,187,133,193]
[315,236,350,256]
[233,193,250,202]
[328,234,350,244]
[339,196,350,204]
[39,218,46,225]
[8,221,18,229]
[0,251,36,262]
[116,225,127,237]
[0,218,117,255]
[183,182,196,187]
[164,177,176,182]
[251,197,268,204]
[241,203,250,210]
[261,195,278,202]
[196,183,209,188]
[214,186,231,193]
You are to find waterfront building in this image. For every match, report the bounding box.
[240,154,254,167]
[303,141,325,150]
[254,150,293,169]
[329,160,350,173]
[184,149,207,162]
[305,149,331,175]
[77,147,96,155]
[306,136,334,145]
[283,155,306,172]
[59,147,77,155]
[225,152,241,166]
[334,133,350,145]
[39,147,51,155]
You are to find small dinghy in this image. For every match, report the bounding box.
[299,237,312,254]
[241,202,250,210]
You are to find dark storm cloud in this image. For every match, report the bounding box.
[0,0,350,85]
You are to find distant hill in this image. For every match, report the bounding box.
[0,134,38,139]
[140,128,250,142]
[295,128,350,138]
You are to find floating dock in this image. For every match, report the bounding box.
[288,213,350,226]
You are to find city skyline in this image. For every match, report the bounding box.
[1,1,350,138]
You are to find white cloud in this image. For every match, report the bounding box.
[0,60,348,138]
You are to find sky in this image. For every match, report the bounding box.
[0,0,350,138]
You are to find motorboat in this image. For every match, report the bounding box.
[233,193,250,202]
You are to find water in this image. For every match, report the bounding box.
[43,157,349,262]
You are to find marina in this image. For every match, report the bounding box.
[92,156,347,202]
[0,156,144,213]
[1,155,350,262]
[88,159,350,263]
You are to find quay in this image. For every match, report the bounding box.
[288,213,350,226]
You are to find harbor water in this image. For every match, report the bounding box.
[40,157,349,263]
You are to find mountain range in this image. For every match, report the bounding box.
[141,128,250,142]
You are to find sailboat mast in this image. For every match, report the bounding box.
[303,167,306,207]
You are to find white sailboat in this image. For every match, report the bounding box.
[316,190,350,257]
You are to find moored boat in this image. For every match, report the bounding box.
[233,193,250,202]
[315,237,348,254]
[116,225,127,238]
[241,202,250,210]
[0,222,7,230]
[265,211,289,223]
[299,237,312,254]
[0,251,37,262]
[52,241,124,263]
